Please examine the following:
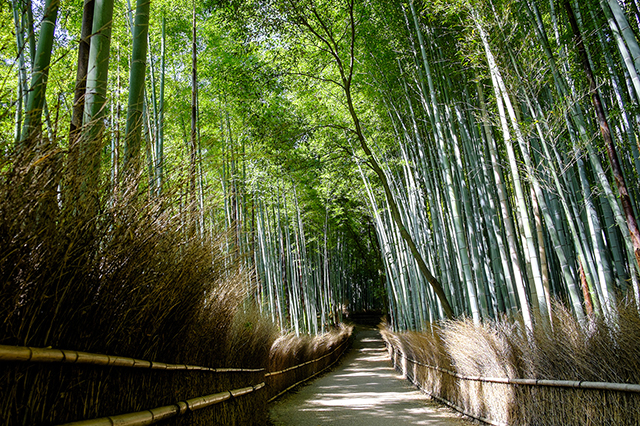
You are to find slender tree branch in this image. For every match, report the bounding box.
[286,71,345,89]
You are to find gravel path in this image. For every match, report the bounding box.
[268,327,472,426]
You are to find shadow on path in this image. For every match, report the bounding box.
[268,327,472,426]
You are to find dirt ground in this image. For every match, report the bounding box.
[268,327,474,426]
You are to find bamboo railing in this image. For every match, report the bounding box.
[386,343,640,426]
[266,336,351,402]
[1,343,265,425]
[0,344,263,373]
[1,334,351,425]
[57,383,265,426]
[390,346,640,393]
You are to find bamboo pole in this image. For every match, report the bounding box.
[56,383,265,426]
[11,0,29,144]
[156,16,165,196]
[69,0,94,146]
[390,345,640,393]
[19,0,59,146]
[123,0,151,178]
[0,344,264,372]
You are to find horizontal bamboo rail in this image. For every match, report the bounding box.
[403,370,506,426]
[384,343,506,426]
[56,383,265,426]
[1,336,351,423]
[266,337,350,377]
[0,344,264,373]
[392,347,640,393]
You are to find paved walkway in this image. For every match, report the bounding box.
[268,327,472,426]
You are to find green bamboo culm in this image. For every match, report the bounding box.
[83,0,115,140]
[155,16,165,196]
[10,0,29,145]
[124,0,151,180]
[19,0,59,150]
[78,0,115,217]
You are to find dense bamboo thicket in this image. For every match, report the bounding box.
[1,1,359,423]
[1,0,375,341]
[251,170,383,334]
[381,300,640,425]
[197,0,640,332]
[353,0,640,330]
[2,0,640,334]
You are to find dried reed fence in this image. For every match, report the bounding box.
[381,301,640,426]
[266,324,353,401]
[0,343,267,425]
[0,163,274,425]
[0,324,352,425]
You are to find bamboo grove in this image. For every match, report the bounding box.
[356,0,640,330]
[1,0,640,336]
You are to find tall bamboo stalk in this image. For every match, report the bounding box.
[156,16,166,197]
[564,0,640,274]
[80,0,115,217]
[20,0,59,148]
[190,2,198,231]
[123,0,151,181]
[69,0,95,145]
[11,0,28,145]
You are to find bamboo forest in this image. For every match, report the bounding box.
[1,0,640,425]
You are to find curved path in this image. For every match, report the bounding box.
[268,327,472,426]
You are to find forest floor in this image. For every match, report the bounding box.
[268,326,473,426]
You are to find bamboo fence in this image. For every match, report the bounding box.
[1,335,351,425]
[266,336,351,402]
[265,337,350,377]
[385,340,640,426]
[57,383,265,426]
[390,346,640,393]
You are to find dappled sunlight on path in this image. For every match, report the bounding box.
[268,328,471,426]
